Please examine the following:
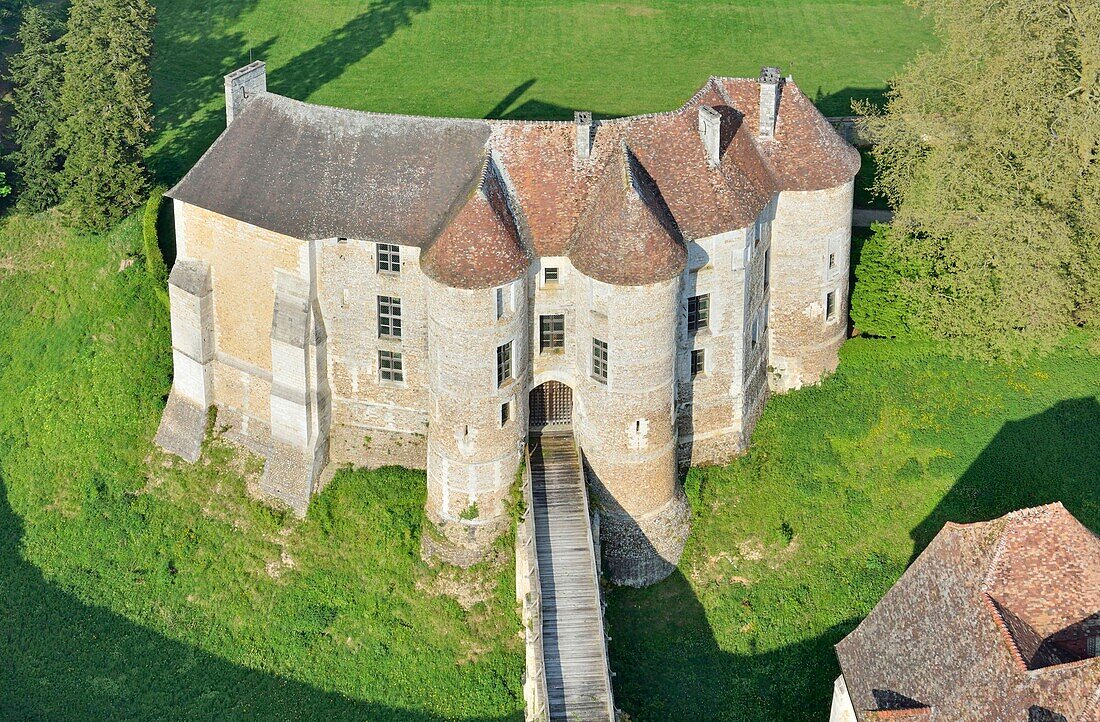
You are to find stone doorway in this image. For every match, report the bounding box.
[529,380,573,429]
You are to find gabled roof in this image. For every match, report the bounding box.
[420,156,530,289]
[568,142,685,286]
[835,503,1100,722]
[167,94,491,246]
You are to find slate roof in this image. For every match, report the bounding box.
[169,74,858,288]
[835,503,1100,722]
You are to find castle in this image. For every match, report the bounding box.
[155,62,859,585]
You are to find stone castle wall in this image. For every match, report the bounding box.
[160,182,851,579]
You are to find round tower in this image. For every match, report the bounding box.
[419,156,531,565]
[768,180,855,392]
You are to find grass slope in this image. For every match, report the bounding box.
[0,214,523,721]
[607,333,1100,720]
[149,0,934,182]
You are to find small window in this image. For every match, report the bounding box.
[495,287,505,319]
[544,267,559,284]
[496,341,512,388]
[751,316,759,348]
[377,243,401,273]
[378,350,403,382]
[591,338,608,384]
[500,400,511,427]
[377,295,402,339]
[826,290,837,321]
[764,248,771,291]
[828,252,836,270]
[687,294,710,333]
[539,314,565,352]
[690,349,705,378]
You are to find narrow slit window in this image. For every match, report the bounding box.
[376,242,401,273]
[687,294,710,333]
[764,248,771,291]
[539,314,565,352]
[378,350,403,382]
[592,338,608,384]
[496,341,512,388]
[826,291,837,321]
[377,295,402,339]
[828,252,836,270]
[500,401,511,427]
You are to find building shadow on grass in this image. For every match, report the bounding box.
[0,476,516,721]
[909,396,1100,559]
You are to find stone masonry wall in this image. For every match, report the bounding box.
[768,181,854,392]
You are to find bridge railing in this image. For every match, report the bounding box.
[570,438,617,721]
[517,446,550,722]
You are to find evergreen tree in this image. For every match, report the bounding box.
[859,0,1100,358]
[7,5,65,213]
[57,0,155,231]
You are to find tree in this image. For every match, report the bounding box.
[7,5,65,213]
[57,0,155,231]
[859,0,1100,358]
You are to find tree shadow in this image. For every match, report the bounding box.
[909,396,1100,559]
[0,475,514,721]
[148,0,430,185]
[812,86,890,117]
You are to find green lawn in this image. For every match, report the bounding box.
[607,333,1100,720]
[148,0,935,182]
[0,214,524,720]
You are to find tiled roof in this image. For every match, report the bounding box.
[420,157,530,289]
[568,141,686,286]
[835,503,1100,722]
[169,73,858,287]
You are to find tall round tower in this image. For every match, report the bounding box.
[569,142,689,586]
[420,159,531,564]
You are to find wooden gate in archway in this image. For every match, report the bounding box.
[529,381,573,429]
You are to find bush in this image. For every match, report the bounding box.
[142,187,169,307]
[850,223,923,339]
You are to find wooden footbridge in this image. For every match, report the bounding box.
[517,429,615,722]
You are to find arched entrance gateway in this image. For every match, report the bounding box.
[528,380,573,429]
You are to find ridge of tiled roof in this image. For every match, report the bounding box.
[865,708,932,719]
[568,140,686,286]
[420,154,530,289]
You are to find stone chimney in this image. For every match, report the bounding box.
[225,61,267,125]
[697,105,721,167]
[575,111,593,164]
[758,66,783,140]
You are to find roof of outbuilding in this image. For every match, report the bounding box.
[169,74,859,287]
[835,503,1100,722]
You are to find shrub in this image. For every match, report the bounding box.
[142,187,169,308]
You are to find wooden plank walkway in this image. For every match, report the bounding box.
[529,431,615,722]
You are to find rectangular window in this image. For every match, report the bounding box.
[544,267,559,284]
[828,252,836,270]
[539,314,565,352]
[764,248,771,291]
[500,400,511,426]
[751,316,759,348]
[378,350,403,382]
[690,349,705,378]
[496,341,512,387]
[377,243,401,273]
[377,295,402,339]
[495,286,505,319]
[591,338,608,384]
[687,294,710,333]
[826,290,837,321]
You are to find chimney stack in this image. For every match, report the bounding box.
[575,111,593,164]
[225,61,267,125]
[758,66,783,139]
[697,106,721,167]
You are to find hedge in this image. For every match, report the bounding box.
[142,187,170,308]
